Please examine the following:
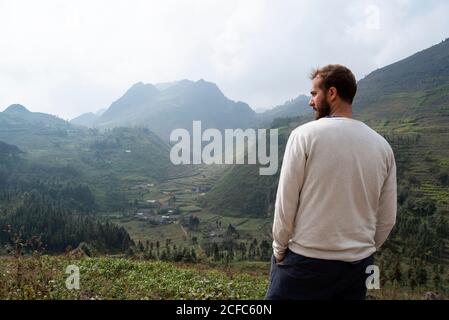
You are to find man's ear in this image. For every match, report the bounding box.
[328,87,338,101]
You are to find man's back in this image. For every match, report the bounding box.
[272,116,397,262]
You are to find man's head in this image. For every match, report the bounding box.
[308,64,357,120]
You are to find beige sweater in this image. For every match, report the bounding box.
[272,117,397,262]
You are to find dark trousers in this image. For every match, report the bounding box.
[265,248,374,300]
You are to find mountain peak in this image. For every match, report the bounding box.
[126,82,158,94]
[154,81,181,90]
[117,82,159,103]
[196,78,218,88]
[4,104,30,114]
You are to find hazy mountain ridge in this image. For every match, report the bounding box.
[256,95,311,124]
[1,104,71,130]
[71,112,99,127]
[89,79,257,140]
[71,79,311,140]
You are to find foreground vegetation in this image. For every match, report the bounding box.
[0,255,441,300]
[0,255,268,300]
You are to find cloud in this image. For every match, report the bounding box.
[0,0,448,118]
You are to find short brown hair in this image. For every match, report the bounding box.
[310,64,357,104]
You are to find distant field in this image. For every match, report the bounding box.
[109,218,189,245]
[105,162,273,247]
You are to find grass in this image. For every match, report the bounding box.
[0,255,268,300]
[419,183,449,205]
[0,255,440,300]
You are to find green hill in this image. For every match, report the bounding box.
[199,124,295,217]
[0,106,192,210]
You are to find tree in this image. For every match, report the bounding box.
[188,216,200,231]
[392,257,402,284]
[259,240,271,261]
[137,241,144,252]
[416,263,428,287]
[160,249,170,261]
[212,243,220,261]
[437,172,449,186]
[408,266,417,291]
[432,266,442,291]
[239,242,247,261]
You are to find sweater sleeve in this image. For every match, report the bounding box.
[272,130,307,260]
[374,149,397,250]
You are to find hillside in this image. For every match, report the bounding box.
[255,95,311,125]
[199,124,296,217]
[71,112,99,127]
[0,106,193,210]
[355,38,449,103]
[0,139,134,253]
[353,38,449,205]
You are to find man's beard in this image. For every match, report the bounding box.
[314,99,331,120]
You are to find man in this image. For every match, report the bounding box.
[265,64,397,300]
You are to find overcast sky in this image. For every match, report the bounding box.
[0,0,448,119]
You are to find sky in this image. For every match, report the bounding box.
[0,0,448,120]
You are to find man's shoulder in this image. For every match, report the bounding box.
[290,120,320,135]
[357,122,394,152]
[289,119,335,139]
[291,119,394,152]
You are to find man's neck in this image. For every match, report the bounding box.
[329,103,353,118]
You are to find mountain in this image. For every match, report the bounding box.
[95,79,257,140]
[354,38,449,122]
[70,108,107,127]
[71,112,99,127]
[1,104,71,129]
[154,81,181,90]
[0,104,77,153]
[95,108,106,116]
[0,107,185,179]
[256,95,312,125]
[94,79,312,141]
[3,104,30,114]
[0,105,193,210]
[98,82,159,125]
[356,38,449,101]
